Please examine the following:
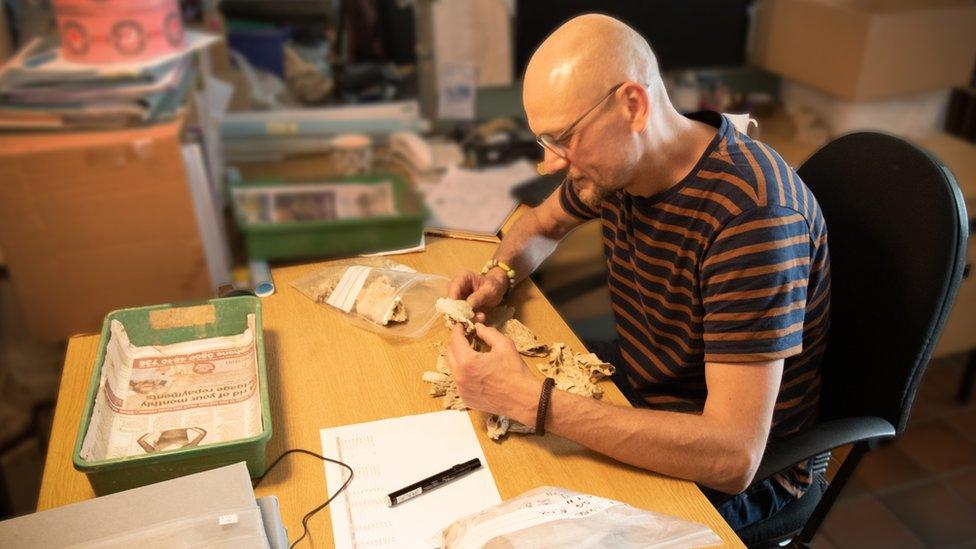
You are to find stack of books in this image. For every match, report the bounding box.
[0,30,217,130]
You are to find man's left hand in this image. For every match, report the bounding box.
[446,323,540,423]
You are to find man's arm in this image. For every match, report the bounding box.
[449,187,587,310]
[493,187,586,284]
[447,324,781,494]
[530,360,781,494]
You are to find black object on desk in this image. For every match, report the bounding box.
[465,128,542,167]
[386,458,482,507]
[511,173,564,207]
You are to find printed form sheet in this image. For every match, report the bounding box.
[321,410,501,548]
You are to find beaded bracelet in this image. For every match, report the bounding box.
[481,259,516,292]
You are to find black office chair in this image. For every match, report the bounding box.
[737,132,970,547]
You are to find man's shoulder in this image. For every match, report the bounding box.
[702,131,815,215]
[709,132,792,181]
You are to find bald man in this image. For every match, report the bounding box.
[445,14,830,535]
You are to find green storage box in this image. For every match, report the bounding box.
[72,296,272,495]
[231,173,428,260]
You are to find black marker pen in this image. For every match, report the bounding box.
[386,458,482,507]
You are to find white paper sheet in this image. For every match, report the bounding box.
[424,160,537,236]
[321,410,501,549]
[360,233,427,257]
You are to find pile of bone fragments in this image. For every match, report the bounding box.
[424,299,615,440]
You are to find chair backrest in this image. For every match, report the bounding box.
[798,132,969,434]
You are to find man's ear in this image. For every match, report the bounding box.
[621,82,650,132]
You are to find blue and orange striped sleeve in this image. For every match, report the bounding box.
[558,180,600,220]
[700,206,812,363]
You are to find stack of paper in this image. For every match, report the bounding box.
[424,160,538,241]
[0,31,219,130]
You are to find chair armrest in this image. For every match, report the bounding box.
[751,416,896,485]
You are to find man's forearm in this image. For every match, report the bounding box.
[507,388,764,494]
[492,207,564,284]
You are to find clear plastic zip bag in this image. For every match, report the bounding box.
[437,486,722,549]
[291,259,448,339]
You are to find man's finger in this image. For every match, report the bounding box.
[473,322,510,349]
[448,271,475,300]
[466,285,494,311]
[448,324,474,361]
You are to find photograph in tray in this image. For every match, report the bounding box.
[234,181,396,224]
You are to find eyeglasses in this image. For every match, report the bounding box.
[536,82,624,160]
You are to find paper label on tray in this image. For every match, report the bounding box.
[327,266,372,312]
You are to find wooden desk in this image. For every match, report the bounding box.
[38,237,741,547]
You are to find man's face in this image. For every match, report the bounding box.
[564,112,641,209]
[528,91,641,209]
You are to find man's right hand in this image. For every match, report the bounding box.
[448,269,508,320]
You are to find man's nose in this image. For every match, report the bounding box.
[537,149,569,175]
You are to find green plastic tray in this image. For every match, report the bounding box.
[231,173,428,260]
[72,296,272,496]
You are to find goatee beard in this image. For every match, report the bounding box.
[583,185,610,209]
[567,174,608,209]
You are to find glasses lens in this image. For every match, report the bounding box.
[537,135,566,158]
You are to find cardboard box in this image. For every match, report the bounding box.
[934,237,976,358]
[916,132,976,228]
[916,132,976,357]
[782,80,950,138]
[0,120,213,341]
[751,0,976,100]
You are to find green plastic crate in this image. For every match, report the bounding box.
[72,296,272,496]
[231,173,428,260]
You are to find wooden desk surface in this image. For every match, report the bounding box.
[38,236,741,547]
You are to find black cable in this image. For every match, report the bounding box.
[253,448,355,549]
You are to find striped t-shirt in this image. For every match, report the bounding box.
[560,111,830,495]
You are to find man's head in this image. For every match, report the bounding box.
[523,14,665,207]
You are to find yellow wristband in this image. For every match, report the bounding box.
[481,259,516,291]
[496,261,516,278]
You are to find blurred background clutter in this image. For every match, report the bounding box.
[0,1,974,546]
